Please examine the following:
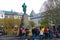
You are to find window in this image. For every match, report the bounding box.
[1,14,3,17]
[38,20,40,24]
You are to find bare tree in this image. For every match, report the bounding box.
[41,0,60,25]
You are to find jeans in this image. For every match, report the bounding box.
[32,34,39,40]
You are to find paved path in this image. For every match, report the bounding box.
[0,35,18,40]
[0,35,60,40]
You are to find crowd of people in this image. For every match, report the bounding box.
[19,26,59,40]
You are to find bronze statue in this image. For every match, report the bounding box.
[22,3,27,15]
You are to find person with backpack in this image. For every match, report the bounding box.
[32,27,40,40]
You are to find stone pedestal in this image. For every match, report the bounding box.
[24,15,29,27]
[20,14,30,29]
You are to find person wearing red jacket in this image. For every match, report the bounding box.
[44,27,49,39]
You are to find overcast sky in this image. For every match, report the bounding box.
[0,0,47,15]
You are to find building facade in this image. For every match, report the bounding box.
[30,10,42,26]
[0,10,23,19]
[0,11,5,19]
[0,10,44,26]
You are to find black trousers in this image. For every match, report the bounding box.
[44,33,49,39]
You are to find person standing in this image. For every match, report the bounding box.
[44,27,49,39]
[49,28,53,40]
[40,27,44,40]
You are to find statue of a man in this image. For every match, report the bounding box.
[22,3,27,14]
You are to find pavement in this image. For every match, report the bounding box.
[0,35,19,40]
[0,35,60,40]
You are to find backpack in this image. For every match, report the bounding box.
[36,28,40,34]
